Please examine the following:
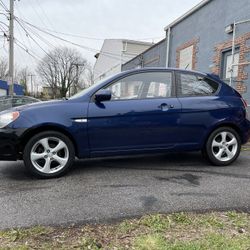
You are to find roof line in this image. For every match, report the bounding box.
[122,38,166,67]
[121,39,154,45]
[102,38,154,46]
[164,0,212,31]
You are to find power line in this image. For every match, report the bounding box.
[14,1,36,52]
[0,24,8,34]
[15,36,43,61]
[14,37,30,67]
[25,0,53,31]
[23,23,58,50]
[35,0,56,31]
[12,13,157,70]
[0,20,8,28]
[0,0,8,12]
[15,39,42,61]
[15,19,161,42]
[17,18,129,62]
[15,17,57,61]
[0,11,8,17]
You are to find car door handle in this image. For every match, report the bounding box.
[158,103,174,111]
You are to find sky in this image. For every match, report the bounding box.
[0,0,202,76]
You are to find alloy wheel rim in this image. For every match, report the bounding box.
[30,137,69,174]
[211,131,238,162]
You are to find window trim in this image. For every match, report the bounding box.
[91,70,175,102]
[176,71,220,98]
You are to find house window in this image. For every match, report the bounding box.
[222,49,240,81]
[179,45,194,70]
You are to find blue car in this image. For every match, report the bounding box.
[0,68,249,178]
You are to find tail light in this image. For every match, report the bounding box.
[241,98,249,120]
[241,98,248,109]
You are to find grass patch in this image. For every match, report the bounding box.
[0,211,249,249]
[139,214,170,232]
[134,234,167,250]
[117,219,139,234]
[171,212,193,225]
[197,213,225,229]
[0,226,51,242]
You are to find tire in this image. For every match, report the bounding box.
[204,127,241,166]
[23,131,75,178]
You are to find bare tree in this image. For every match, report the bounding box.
[80,63,94,89]
[0,57,8,80]
[17,67,30,95]
[37,47,87,98]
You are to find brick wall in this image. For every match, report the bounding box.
[176,38,200,70]
[212,32,250,94]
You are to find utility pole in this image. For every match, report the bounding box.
[28,74,35,96]
[8,0,14,96]
[71,63,84,96]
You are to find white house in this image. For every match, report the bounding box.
[93,39,153,83]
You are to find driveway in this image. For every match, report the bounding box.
[0,150,250,230]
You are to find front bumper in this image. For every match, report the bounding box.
[0,128,20,160]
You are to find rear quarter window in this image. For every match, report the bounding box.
[177,73,219,97]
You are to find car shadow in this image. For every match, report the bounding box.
[69,151,250,180]
[1,151,249,182]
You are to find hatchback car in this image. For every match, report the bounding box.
[0,68,249,178]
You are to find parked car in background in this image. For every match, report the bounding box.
[0,96,40,112]
[0,68,249,178]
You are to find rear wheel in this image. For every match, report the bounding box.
[23,131,75,178]
[204,127,241,166]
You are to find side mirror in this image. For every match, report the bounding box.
[95,89,112,102]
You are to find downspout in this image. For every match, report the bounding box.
[229,21,236,87]
[166,27,171,67]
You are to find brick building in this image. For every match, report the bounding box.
[122,0,250,103]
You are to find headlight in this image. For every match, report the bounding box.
[0,111,20,128]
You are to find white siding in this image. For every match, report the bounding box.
[94,39,152,83]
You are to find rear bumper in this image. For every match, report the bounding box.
[0,128,21,160]
[241,119,250,144]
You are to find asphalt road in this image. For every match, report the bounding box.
[0,150,250,230]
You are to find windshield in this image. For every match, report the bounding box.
[69,76,111,100]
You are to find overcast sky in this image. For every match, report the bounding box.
[0,0,202,73]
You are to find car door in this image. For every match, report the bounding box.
[87,71,182,156]
[176,71,221,147]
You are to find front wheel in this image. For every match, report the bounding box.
[204,127,241,166]
[23,131,75,178]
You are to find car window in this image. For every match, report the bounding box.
[23,98,32,104]
[104,72,172,101]
[178,73,219,97]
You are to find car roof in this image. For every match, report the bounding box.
[121,67,208,76]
